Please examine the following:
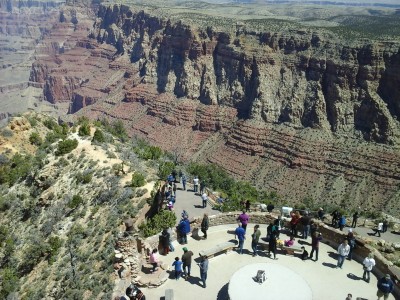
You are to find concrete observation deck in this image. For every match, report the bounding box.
[141,183,396,300]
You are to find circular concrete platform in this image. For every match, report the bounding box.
[228,262,313,300]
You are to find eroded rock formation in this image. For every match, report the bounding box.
[4,2,400,214]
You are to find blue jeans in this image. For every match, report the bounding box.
[302,225,310,239]
[251,241,258,255]
[337,255,346,268]
[200,271,207,287]
[169,241,175,252]
[203,199,207,208]
[194,185,198,192]
[180,233,187,244]
[238,239,244,254]
[182,180,186,190]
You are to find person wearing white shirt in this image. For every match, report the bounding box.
[201,193,208,208]
[193,176,199,193]
[362,253,376,283]
[336,240,350,269]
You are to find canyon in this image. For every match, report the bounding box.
[1,0,400,214]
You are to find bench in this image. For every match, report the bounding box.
[165,289,174,300]
[281,245,303,256]
[199,241,237,258]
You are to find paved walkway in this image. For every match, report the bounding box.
[172,182,221,223]
[141,224,396,300]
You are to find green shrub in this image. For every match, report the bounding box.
[55,139,78,156]
[68,195,84,209]
[29,132,42,146]
[0,153,33,186]
[47,236,63,264]
[92,129,105,143]
[139,210,176,237]
[158,161,175,180]
[0,267,19,299]
[78,122,90,136]
[75,171,92,184]
[131,172,146,187]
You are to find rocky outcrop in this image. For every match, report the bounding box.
[92,4,400,145]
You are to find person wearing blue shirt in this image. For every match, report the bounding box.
[172,257,183,280]
[178,217,191,244]
[235,223,246,254]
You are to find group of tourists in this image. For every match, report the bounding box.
[143,177,397,300]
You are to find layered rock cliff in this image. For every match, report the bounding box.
[93,4,400,144]
[22,3,400,214]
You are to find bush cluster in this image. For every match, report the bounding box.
[55,139,78,156]
[139,210,176,237]
[131,172,146,187]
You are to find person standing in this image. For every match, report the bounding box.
[182,173,187,191]
[201,213,209,239]
[377,274,394,300]
[339,214,346,231]
[160,229,170,255]
[172,257,183,280]
[181,247,194,279]
[178,216,191,244]
[362,253,376,283]
[167,227,175,252]
[235,223,246,254]
[309,232,322,261]
[198,255,209,288]
[245,200,251,212]
[193,176,199,193]
[201,192,208,208]
[251,225,261,256]
[331,210,339,228]
[149,249,159,273]
[267,229,278,260]
[347,229,356,261]
[300,213,311,239]
[290,211,300,237]
[200,180,206,194]
[382,219,388,233]
[237,211,250,231]
[373,222,383,237]
[336,240,350,269]
[172,183,177,197]
[352,211,359,228]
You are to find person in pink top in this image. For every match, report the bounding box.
[237,211,249,231]
[149,249,159,272]
[284,236,295,247]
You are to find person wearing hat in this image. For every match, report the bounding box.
[362,253,376,283]
[181,247,194,279]
[377,274,394,300]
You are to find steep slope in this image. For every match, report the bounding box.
[0,113,156,299]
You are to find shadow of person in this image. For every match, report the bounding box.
[298,240,312,246]
[191,228,202,241]
[327,251,337,259]
[186,275,203,287]
[347,273,362,280]
[322,262,337,268]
